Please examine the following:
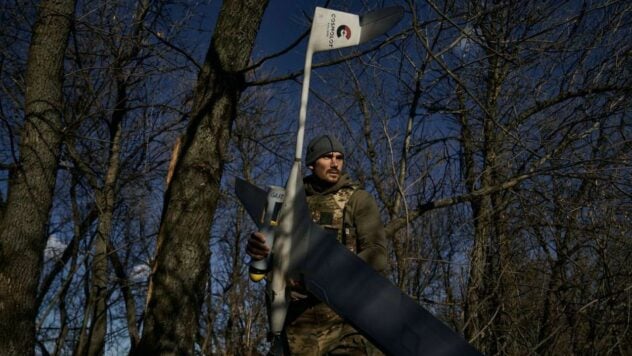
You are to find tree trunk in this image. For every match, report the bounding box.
[85,126,122,356]
[134,0,269,354]
[463,24,508,352]
[0,0,75,354]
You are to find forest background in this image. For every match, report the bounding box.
[0,0,630,355]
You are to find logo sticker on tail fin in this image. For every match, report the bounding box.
[337,25,351,39]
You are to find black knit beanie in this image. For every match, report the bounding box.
[305,135,345,166]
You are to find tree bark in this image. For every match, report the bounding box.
[0,0,75,354]
[134,0,269,354]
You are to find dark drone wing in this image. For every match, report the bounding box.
[285,181,481,356]
[235,177,268,229]
[235,176,481,355]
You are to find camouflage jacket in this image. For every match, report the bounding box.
[282,174,388,338]
[303,173,387,272]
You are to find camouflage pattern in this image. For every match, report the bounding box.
[306,186,357,252]
[285,303,380,355]
[284,174,384,355]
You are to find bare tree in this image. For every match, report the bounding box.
[31,0,194,353]
[66,2,151,354]
[0,0,75,354]
[135,1,270,353]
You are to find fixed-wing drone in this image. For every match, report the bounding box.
[235,6,482,356]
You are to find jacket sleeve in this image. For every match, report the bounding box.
[348,190,388,272]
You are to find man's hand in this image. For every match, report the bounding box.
[246,232,270,261]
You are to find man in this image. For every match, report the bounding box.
[247,134,387,355]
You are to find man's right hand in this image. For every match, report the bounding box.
[246,232,270,261]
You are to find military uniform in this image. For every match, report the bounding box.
[284,173,387,355]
